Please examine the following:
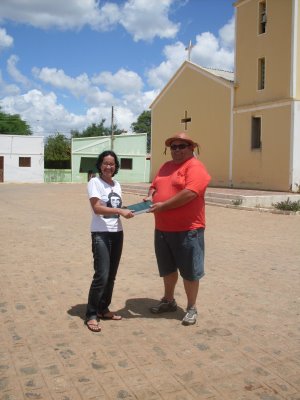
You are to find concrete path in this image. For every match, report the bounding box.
[0,183,299,400]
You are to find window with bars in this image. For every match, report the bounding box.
[120,158,133,170]
[258,57,265,90]
[19,157,31,167]
[251,117,262,149]
[259,1,267,34]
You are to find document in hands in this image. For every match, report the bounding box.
[126,200,152,215]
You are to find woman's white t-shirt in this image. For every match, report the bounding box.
[87,176,123,232]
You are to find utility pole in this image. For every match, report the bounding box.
[111,106,114,150]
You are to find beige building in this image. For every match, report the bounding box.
[150,0,300,192]
[150,62,234,188]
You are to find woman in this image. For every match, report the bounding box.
[85,150,134,332]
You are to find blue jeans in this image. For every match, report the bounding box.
[86,231,123,321]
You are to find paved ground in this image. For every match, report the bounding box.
[0,183,299,400]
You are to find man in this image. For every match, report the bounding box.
[146,132,211,325]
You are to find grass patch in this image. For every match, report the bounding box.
[232,198,242,206]
[273,198,300,211]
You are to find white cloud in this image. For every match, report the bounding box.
[0,0,105,30]
[120,0,179,41]
[83,105,135,134]
[32,65,148,115]
[0,0,179,41]
[0,87,146,136]
[1,90,57,133]
[146,41,186,89]
[192,31,234,71]
[0,70,20,96]
[0,89,107,135]
[2,89,64,119]
[123,89,156,112]
[92,68,143,94]
[91,2,121,30]
[32,67,90,95]
[0,27,13,52]
[111,105,136,131]
[32,66,115,106]
[85,87,115,107]
[7,55,30,86]
[219,16,235,49]
[146,17,235,90]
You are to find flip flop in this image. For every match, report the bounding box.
[85,319,102,332]
[97,312,122,320]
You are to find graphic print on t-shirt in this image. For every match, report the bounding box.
[102,191,122,219]
[107,191,122,209]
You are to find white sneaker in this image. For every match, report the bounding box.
[182,307,197,325]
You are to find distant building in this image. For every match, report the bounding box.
[150,0,300,192]
[71,133,150,183]
[0,134,44,183]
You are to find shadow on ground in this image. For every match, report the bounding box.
[67,297,185,321]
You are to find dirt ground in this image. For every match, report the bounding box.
[0,183,299,400]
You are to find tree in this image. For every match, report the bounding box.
[0,109,32,135]
[131,110,151,152]
[44,133,71,168]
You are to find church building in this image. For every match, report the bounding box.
[150,0,300,192]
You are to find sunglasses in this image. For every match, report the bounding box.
[170,143,190,150]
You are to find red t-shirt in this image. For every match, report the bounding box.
[150,157,211,232]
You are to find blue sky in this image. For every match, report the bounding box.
[0,0,235,137]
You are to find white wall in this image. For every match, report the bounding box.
[0,135,44,183]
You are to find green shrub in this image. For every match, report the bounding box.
[232,198,242,206]
[273,198,300,211]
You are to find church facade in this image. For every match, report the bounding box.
[150,63,234,188]
[150,0,300,192]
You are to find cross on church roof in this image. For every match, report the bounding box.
[185,40,194,61]
[181,110,191,130]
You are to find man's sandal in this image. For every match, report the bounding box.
[85,319,101,332]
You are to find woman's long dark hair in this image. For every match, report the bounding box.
[96,150,120,176]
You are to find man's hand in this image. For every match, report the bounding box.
[118,208,135,219]
[149,202,164,213]
[149,189,197,213]
[143,196,152,202]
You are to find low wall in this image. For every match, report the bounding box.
[44,167,150,184]
[44,169,72,183]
